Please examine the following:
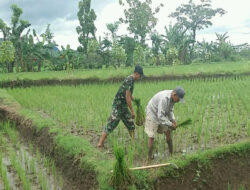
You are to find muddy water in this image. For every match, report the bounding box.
[17,146,63,190]
[2,157,23,190]
[0,135,63,190]
[0,179,4,190]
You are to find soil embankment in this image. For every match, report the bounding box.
[0,105,97,190]
[1,72,250,88]
[155,153,250,190]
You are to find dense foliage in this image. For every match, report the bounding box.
[0,0,250,73]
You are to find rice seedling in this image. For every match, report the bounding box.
[38,172,49,190]
[0,122,64,190]
[3,121,17,144]
[178,118,192,128]
[1,61,250,83]
[0,166,10,190]
[133,98,145,126]
[6,75,250,164]
[30,157,36,174]
[36,149,41,164]
[0,152,10,190]
[51,160,57,180]
[10,150,32,190]
[110,144,133,189]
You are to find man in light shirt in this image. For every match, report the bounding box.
[145,86,185,161]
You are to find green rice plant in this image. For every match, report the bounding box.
[38,172,49,190]
[238,185,245,190]
[43,157,51,173]
[36,149,41,164]
[110,144,133,189]
[6,75,250,164]
[0,132,6,148]
[133,98,145,126]
[196,116,203,143]
[3,122,17,144]
[29,144,33,153]
[22,148,29,172]
[247,123,250,137]
[1,165,10,190]
[0,152,10,190]
[30,157,36,174]
[127,143,135,166]
[51,160,57,180]
[1,61,250,83]
[58,175,64,188]
[178,118,192,128]
[10,151,31,190]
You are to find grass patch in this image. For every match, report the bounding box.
[1,61,250,84]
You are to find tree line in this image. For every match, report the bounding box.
[0,0,250,73]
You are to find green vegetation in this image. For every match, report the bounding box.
[0,122,64,190]
[110,145,133,189]
[0,61,250,84]
[154,141,250,181]
[0,151,10,190]
[133,98,145,126]
[0,0,250,188]
[0,58,249,189]
[0,1,250,73]
[7,76,250,160]
[177,118,192,128]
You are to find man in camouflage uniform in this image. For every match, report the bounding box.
[98,65,144,148]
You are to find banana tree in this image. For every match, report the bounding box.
[0,40,15,72]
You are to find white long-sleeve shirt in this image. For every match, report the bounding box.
[146,90,175,127]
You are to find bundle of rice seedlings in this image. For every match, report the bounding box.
[178,118,192,127]
[133,98,145,126]
[110,145,133,190]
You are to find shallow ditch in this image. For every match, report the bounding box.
[0,122,64,190]
[0,105,98,190]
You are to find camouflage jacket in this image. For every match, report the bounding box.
[113,75,134,107]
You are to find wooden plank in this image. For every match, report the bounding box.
[129,163,171,170]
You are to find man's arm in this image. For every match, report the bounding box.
[169,106,177,130]
[169,106,175,122]
[157,98,172,127]
[126,90,135,119]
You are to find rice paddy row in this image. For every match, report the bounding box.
[1,61,250,83]
[6,75,250,165]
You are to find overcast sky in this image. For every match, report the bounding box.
[1,0,250,49]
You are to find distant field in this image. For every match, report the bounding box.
[7,75,250,165]
[1,61,250,82]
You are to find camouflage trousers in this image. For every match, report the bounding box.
[104,104,135,134]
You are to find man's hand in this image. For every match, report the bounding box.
[171,121,177,130]
[131,110,135,119]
